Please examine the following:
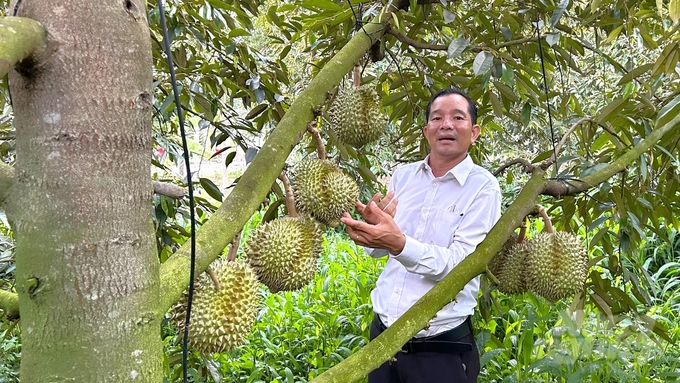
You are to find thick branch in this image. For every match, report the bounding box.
[152,181,184,199]
[0,289,19,320]
[0,16,47,78]
[158,5,393,313]
[542,111,680,197]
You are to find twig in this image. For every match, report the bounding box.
[353,65,361,87]
[535,205,554,234]
[493,158,534,176]
[541,117,593,169]
[517,219,527,243]
[307,122,326,160]
[278,172,297,217]
[226,230,241,262]
[206,268,221,290]
[485,268,501,285]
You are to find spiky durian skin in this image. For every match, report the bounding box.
[246,216,324,293]
[328,85,387,148]
[171,260,260,354]
[494,241,530,295]
[293,158,360,227]
[524,232,589,302]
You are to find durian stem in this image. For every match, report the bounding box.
[278,172,297,217]
[485,267,501,285]
[517,219,527,243]
[226,230,241,262]
[353,65,361,87]
[536,205,554,234]
[307,122,326,160]
[206,268,221,290]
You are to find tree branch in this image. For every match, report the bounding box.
[0,289,19,320]
[541,117,593,169]
[0,16,47,78]
[152,181,184,199]
[493,158,534,176]
[0,162,14,203]
[387,28,536,53]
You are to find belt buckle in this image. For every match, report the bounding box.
[401,342,413,354]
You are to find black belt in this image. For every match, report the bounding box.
[373,315,473,354]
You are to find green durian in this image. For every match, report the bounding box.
[171,259,260,354]
[293,158,360,227]
[490,234,530,294]
[246,215,324,293]
[328,85,387,148]
[524,232,589,302]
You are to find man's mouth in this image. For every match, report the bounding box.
[438,136,456,141]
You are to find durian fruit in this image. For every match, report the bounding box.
[245,215,324,293]
[489,235,530,294]
[328,85,388,148]
[171,259,260,354]
[293,158,359,227]
[524,232,589,302]
[499,243,531,294]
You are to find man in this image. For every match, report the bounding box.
[340,88,501,383]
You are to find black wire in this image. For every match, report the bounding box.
[12,0,23,16]
[157,1,197,382]
[534,1,558,175]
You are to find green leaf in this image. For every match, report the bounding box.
[228,28,250,38]
[447,37,469,59]
[670,0,680,23]
[245,103,268,119]
[472,51,494,76]
[531,150,553,163]
[200,177,223,202]
[493,81,518,102]
[262,198,284,222]
[595,97,624,124]
[617,63,654,86]
[224,151,236,168]
[521,102,531,127]
[656,93,680,128]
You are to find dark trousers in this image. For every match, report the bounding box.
[368,316,480,383]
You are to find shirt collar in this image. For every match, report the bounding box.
[419,154,474,185]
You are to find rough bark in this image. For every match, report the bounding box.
[6,0,161,381]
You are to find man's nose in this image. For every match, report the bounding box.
[439,117,454,129]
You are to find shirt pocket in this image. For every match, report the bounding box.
[434,208,465,244]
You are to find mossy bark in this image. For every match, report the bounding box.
[6,0,161,381]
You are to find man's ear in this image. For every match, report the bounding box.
[470,124,481,143]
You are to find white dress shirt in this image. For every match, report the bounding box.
[367,154,501,337]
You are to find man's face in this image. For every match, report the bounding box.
[423,93,480,165]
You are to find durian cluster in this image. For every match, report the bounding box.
[489,232,589,302]
[328,85,388,148]
[171,259,260,354]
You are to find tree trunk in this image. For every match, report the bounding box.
[6,0,161,381]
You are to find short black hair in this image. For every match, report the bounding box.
[425,88,478,125]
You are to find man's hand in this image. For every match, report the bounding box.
[341,201,406,255]
[357,191,398,225]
